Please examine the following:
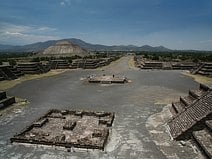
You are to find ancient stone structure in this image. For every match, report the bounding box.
[17,62,50,74]
[134,56,197,70]
[70,58,116,69]
[88,75,128,84]
[41,40,88,57]
[167,84,212,159]
[71,59,100,69]
[50,60,70,69]
[192,62,212,77]
[11,109,115,151]
[141,62,163,69]
[0,90,15,110]
[0,65,23,80]
[9,66,23,77]
[172,62,196,70]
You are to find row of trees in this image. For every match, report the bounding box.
[136,52,212,62]
[0,52,112,66]
[0,52,34,65]
[1,51,212,66]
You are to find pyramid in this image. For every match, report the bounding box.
[41,40,88,57]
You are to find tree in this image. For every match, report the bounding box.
[8,59,17,66]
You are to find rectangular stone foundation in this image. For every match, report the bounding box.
[11,109,115,150]
[88,75,128,84]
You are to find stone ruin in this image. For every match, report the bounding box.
[50,60,70,69]
[11,109,115,151]
[0,65,23,81]
[192,62,212,77]
[134,56,196,70]
[87,75,129,84]
[167,84,212,159]
[70,57,118,69]
[0,90,15,110]
[0,62,51,81]
[17,62,50,74]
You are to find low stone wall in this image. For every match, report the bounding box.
[0,91,16,110]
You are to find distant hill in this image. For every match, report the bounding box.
[39,40,88,57]
[0,38,172,52]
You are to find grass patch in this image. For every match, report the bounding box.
[183,72,212,84]
[128,56,139,70]
[0,69,69,90]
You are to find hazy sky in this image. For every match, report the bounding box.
[0,0,212,50]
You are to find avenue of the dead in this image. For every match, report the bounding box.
[0,56,211,159]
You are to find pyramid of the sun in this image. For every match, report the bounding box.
[41,40,88,57]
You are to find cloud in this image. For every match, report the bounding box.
[60,0,71,6]
[59,0,83,6]
[37,26,57,32]
[5,31,25,36]
[199,39,212,44]
[0,22,59,45]
[60,2,65,6]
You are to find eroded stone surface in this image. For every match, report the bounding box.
[11,109,115,150]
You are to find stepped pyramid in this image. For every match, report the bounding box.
[0,65,23,80]
[41,40,88,57]
[192,62,212,77]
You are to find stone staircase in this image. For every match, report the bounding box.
[192,63,212,77]
[141,62,163,69]
[172,62,196,70]
[170,84,210,115]
[9,66,24,77]
[192,120,212,159]
[167,84,212,159]
[50,60,70,69]
[17,62,46,74]
[0,65,24,80]
[70,58,114,69]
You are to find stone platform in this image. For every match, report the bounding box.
[11,109,115,151]
[88,75,128,84]
[0,90,15,110]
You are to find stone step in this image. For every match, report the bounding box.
[189,89,206,99]
[170,106,178,116]
[0,91,6,100]
[13,72,23,77]
[198,71,212,76]
[0,76,5,81]
[180,95,196,106]
[193,129,212,159]
[206,120,212,132]
[200,84,211,91]
[0,96,15,110]
[167,92,212,140]
[172,101,186,114]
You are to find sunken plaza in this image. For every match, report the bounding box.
[0,56,212,159]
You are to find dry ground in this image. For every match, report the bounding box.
[0,69,69,90]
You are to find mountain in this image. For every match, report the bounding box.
[40,40,88,57]
[0,38,171,52]
[139,45,170,52]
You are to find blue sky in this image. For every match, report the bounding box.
[0,0,212,50]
